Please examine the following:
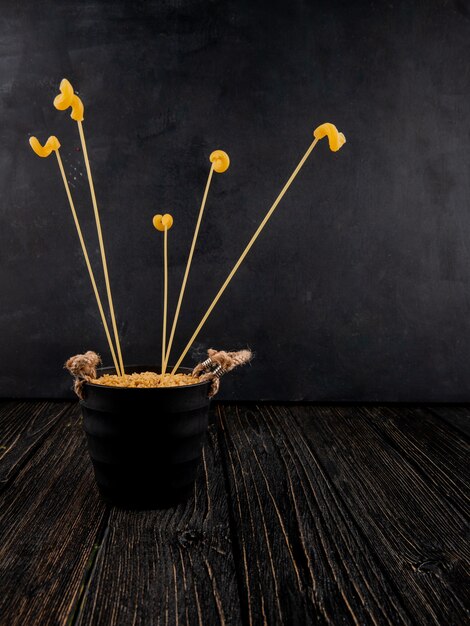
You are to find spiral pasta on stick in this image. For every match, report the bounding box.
[171,123,346,373]
[28,134,122,374]
[53,78,125,375]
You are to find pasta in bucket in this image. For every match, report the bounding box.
[29,79,345,508]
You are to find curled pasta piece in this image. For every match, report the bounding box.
[53,78,84,122]
[29,135,61,157]
[313,123,346,152]
[210,150,230,173]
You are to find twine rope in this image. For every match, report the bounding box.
[65,351,102,399]
[193,348,253,397]
[65,348,252,399]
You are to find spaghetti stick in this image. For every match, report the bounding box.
[55,151,122,374]
[164,151,230,372]
[77,120,125,375]
[153,214,174,374]
[53,79,125,374]
[163,166,213,372]
[162,225,169,374]
[171,138,319,374]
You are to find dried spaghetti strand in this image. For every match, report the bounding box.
[163,164,214,372]
[153,213,174,374]
[55,150,121,375]
[77,120,125,374]
[162,224,169,374]
[171,138,319,374]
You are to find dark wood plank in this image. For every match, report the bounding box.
[352,406,469,518]
[1,401,468,626]
[217,404,414,626]
[0,400,74,491]
[74,421,242,626]
[287,404,469,626]
[0,402,107,626]
[427,405,470,438]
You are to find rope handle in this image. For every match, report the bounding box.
[65,348,253,399]
[65,351,102,399]
[192,348,253,397]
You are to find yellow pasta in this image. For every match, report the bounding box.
[91,371,200,388]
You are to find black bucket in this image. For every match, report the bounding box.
[80,365,211,509]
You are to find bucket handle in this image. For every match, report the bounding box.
[192,348,253,397]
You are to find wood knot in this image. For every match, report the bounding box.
[412,558,446,574]
[177,529,204,548]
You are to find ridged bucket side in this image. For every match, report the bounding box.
[80,366,211,509]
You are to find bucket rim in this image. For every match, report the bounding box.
[83,365,210,391]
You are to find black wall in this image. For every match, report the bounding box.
[1,0,470,400]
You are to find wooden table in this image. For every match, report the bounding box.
[0,401,468,625]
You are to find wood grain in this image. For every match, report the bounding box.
[217,404,416,625]
[288,404,470,626]
[0,400,74,491]
[74,421,242,626]
[0,402,107,626]
[427,405,470,438]
[0,401,468,626]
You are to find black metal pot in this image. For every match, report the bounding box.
[80,365,211,509]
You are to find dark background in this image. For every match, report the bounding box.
[1,0,470,400]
